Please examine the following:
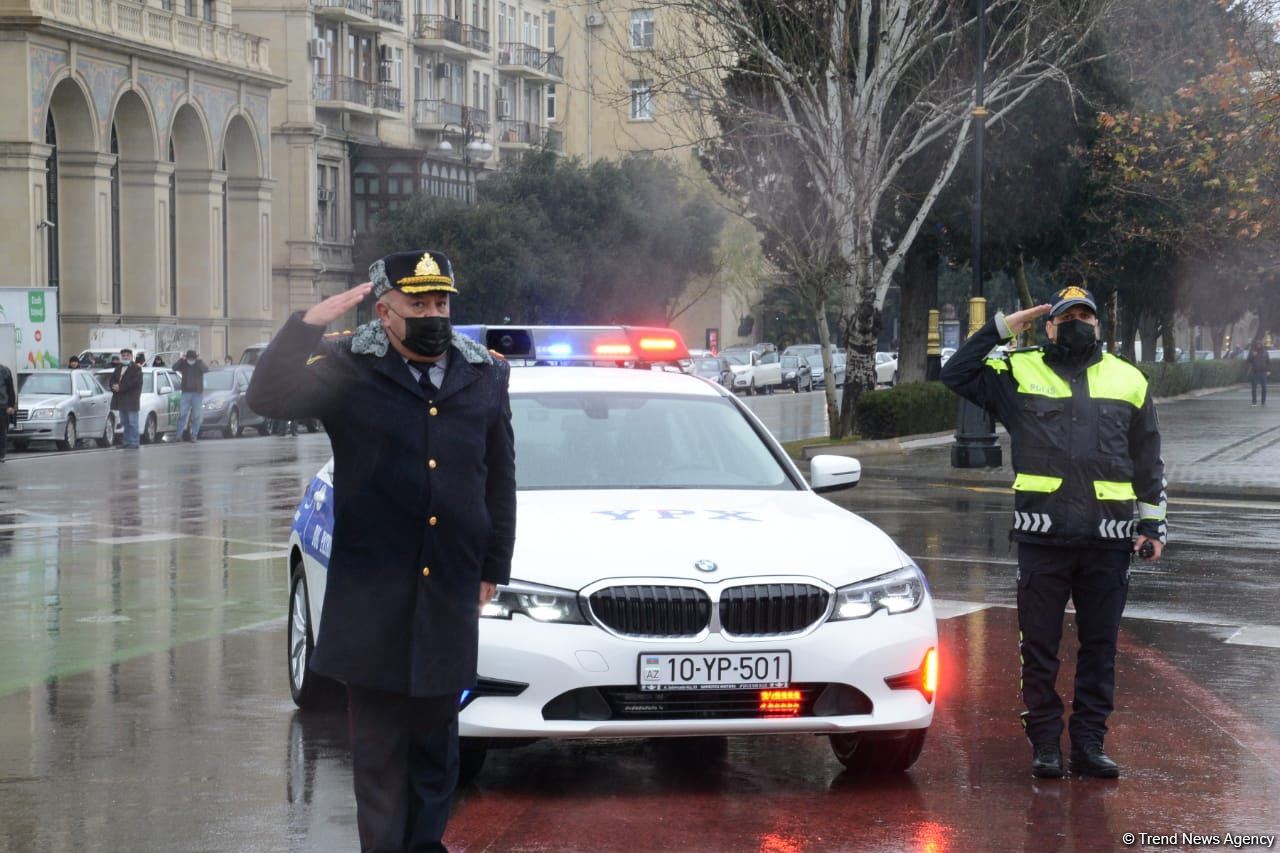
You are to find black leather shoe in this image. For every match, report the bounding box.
[1070,746,1120,778]
[1031,741,1064,778]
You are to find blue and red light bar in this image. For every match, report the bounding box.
[455,325,690,364]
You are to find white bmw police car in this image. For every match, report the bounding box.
[286,326,937,782]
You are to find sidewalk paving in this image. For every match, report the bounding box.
[830,385,1280,500]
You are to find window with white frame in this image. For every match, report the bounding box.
[546,10,556,50]
[391,48,404,92]
[630,9,654,49]
[629,79,654,120]
[546,84,556,121]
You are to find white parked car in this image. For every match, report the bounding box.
[875,352,898,386]
[721,349,784,395]
[93,367,183,444]
[10,369,115,450]
[286,336,938,784]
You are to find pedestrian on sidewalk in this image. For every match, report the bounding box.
[173,349,207,442]
[941,285,1167,781]
[111,348,143,449]
[246,250,515,853]
[1247,341,1269,406]
[0,358,15,463]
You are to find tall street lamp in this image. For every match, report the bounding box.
[437,117,494,202]
[951,0,1003,469]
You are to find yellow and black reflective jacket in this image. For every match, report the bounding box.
[941,317,1167,549]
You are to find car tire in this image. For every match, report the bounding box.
[305,420,320,434]
[96,414,115,448]
[288,560,344,711]
[56,416,77,451]
[458,739,488,787]
[829,728,927,775]
[224,408,240,439]
[143,413,158,445]
[748,380,756,396]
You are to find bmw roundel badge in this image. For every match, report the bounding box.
[694,560,718,573]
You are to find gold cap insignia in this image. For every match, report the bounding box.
[415,253,441,279]
[1058,286,1090,301]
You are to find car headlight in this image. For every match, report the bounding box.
[830,566,927,620]
[203,399,226,411]
[30,408,58,419]
[481,580,586,624]
[784,371,796,378]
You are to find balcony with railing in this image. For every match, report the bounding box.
[496,43,564,80]
[414,99,463,128]
[312,0,372,18]
[497,118,542,147]
[316,76,402,114]
[34,0,270,73]
[373,0,403,25]
[414,14,487,57]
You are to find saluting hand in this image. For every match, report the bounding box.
[1004,304,1053,335]
[302,282,374,328]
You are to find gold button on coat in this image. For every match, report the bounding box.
[422,567,431,577]
[428,516,438,526]
[428,459,437,469]
[429,407,438,416]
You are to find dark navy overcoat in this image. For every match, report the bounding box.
[247,313,516,696]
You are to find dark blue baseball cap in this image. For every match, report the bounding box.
[1049,285,1097,317]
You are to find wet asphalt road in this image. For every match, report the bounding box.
[1,393,1278,852]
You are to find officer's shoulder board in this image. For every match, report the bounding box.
[308,330,354,365]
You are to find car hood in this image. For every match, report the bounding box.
[17,395,70,409]
[728,364,752,374]
[202,390,236,403]
[510,489,910,591]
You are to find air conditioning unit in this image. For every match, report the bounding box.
[496,98,511,118]
[585,12,603,27]
[378,44,392,62]
[377,63,392,82]
[317,187,335,202]
[307,38,327,59]
[435,62,452,78]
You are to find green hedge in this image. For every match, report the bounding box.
[854,381,957,440]
[853,360,1246,440]
[1137,359,1248,398]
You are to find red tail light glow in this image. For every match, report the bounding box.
[884,647,938,703]
[759,689,802,717]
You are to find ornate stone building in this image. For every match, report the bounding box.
[0,0,282,359]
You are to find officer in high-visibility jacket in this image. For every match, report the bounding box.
[941,286,1166,780]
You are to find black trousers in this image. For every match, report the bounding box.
[1016,542,1129,750]
[346,684,460,853]
[0,415,7,459]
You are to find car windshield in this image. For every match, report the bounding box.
[694,358,721,372]
[722,352,749,366]
[805,355,823,367]
[781,356,800,369]
[511,393,794,490]
[204,371,236,391]
[18,373,72,396]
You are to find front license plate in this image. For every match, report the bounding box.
[638,651,791,691]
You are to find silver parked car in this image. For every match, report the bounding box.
[199,366,268,438]
[93,367,183,444]
[11,370,115,450]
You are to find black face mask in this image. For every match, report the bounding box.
[1052,319,1097,359]
[396,314,453,359]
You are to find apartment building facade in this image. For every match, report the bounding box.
[0,0,282,360]
[553,3,762,352]
[235,0,563,332]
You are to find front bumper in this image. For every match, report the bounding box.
[199,406,231,429]
[7,417,64,441]
[731,374,752,389]
[461,603,937,739]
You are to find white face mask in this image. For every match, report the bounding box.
[187,358,196,365]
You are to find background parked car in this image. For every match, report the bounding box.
[722,349,783,395]
[875,352,898,386]
[11,370,114,451]
[780,354,813,392]
[199,366,268,438]
[93,367,182,444]
[690,356,734,388]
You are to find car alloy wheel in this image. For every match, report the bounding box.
[288,562,342,710]
[143,414,158,445]
[57,416,77,451]
[224,408,240,439]
[97,415,115,448]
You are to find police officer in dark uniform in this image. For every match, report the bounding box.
[247,250,516,851]
[941,286,1166,780]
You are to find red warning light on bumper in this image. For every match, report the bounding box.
[759,689,802,716]
[884,647,938,703]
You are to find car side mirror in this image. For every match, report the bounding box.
[809,455,861,492]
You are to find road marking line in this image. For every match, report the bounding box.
[932,599,992,620]
[0,521,93,531]
[1224,625,1280,649]
[229,550,290,562]
[89,532,187,545]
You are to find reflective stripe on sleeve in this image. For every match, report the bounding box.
[1139,501,1166,520]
